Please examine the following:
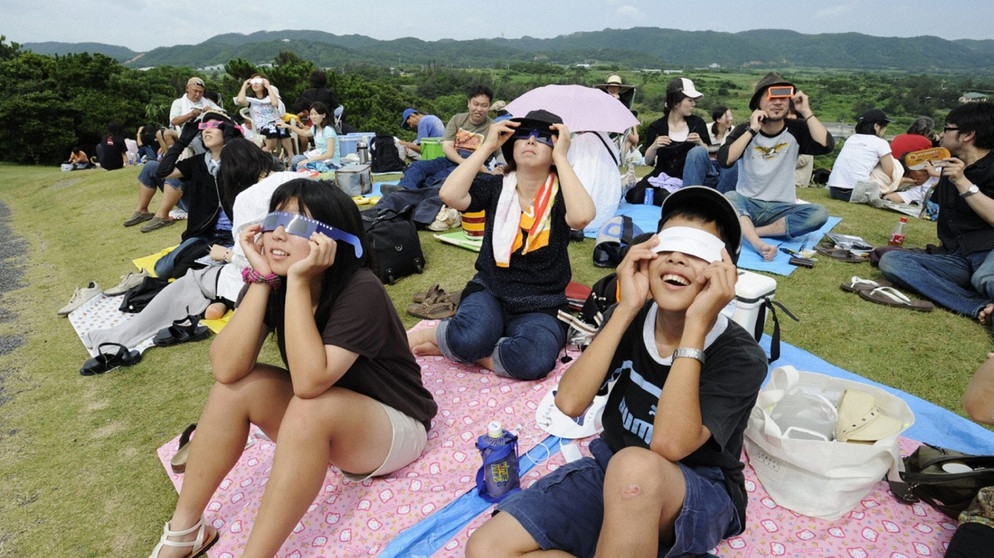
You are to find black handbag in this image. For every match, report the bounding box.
[362,205,426,285]
[119,276,170,313]
[889,443,994,518]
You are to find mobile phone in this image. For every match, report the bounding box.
[767,85,795,99]
[789,256,815,268]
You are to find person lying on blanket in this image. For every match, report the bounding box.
[83,140,301,351]
[148,180,438,558]
[467,186,767,558]
[407,109,596,380]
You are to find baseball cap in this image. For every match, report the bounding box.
[666,77,703,100]
[400,108,418,129]
[186,77,205,88]
[750,72,795,110]
[658,186,742,264]
[858,108,891,124]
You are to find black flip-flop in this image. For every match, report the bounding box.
[153,315,210,347]
[80,342,142,376]
[815,243,869,263]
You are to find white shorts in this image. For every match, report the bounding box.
[341,402,428,481]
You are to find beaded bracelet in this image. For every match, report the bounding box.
[241,266,282,289]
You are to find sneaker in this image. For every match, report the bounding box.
[103,269,150,296]
[427,206,461,232]
[140,216,175,233]
[58,281,102,316]
[123,211,153,227]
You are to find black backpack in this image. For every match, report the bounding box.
[369,134,407,173]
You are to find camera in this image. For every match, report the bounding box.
[250,77,264,85]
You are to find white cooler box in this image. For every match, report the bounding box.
[731,269,777,342]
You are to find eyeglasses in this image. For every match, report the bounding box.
[943,126,960,133]
[261,212,364,257]
[512,128,556,148]
[198,119,225,130]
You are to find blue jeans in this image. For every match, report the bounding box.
[878,248,994,318]
[682,146,739,193]
[436,289,567,380]
[138,161,186,211]
[724,191,828,238]
[398,156,457,190]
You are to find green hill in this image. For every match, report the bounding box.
[22,28,994,73]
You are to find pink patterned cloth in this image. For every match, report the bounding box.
[156,319,956,557]
[434,437,957,557]
[156,325,574,557]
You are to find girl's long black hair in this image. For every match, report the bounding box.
[266,179,370,363]
[218,138,275,214]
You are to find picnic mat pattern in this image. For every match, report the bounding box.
[433,230,483,252]
[67,292,157,357]
[593,201,842,276]
[153,327,993,557]
[155,320,574,557]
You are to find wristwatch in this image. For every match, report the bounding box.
[961,184,980,198]
[671,347,706,365]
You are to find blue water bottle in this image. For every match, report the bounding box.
[475,421,520,503]
[644,186,655,206]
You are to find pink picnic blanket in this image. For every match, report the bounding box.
[156,324,957,557]
[156,327,573,557]
[433,437,955,557]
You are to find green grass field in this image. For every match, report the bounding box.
[0,162,991,556]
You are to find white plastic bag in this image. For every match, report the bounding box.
[744,365,914,520]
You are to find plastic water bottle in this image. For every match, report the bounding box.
[475,421,520,503]
[644,186,655,206]
[357,139,369,164]
[888,216,908,247]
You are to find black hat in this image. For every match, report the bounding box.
[749,72,795,110]
[658,186,742,264]
[858,108,891,124]
[501,109,563,163]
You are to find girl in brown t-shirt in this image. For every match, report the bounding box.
[148,179,436,558]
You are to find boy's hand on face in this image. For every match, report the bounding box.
[685,248,737,325]
[616,236,659,310]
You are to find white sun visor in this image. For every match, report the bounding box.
[651,226,726,263]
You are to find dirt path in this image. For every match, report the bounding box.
[0,200,26,406]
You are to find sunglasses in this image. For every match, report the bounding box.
[512,128,556,148]
[943,126,959,133]
[767,85,795,100]
[260,212,364,257]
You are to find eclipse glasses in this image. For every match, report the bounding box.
[511,128,557,148]
[261,211,364,257]
[767,85,795,100]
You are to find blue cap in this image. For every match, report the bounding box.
[401,108,418,129]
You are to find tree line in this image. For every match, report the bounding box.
[1,35,990,166]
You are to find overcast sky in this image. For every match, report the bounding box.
[4,0,992,52]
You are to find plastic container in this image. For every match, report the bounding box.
[730,269,777,341]
[461,210,486,238]
[420,137,444,160]
[888,216,908,247]
[475,421,520,503]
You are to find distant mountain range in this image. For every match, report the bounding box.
[22,28,994,73]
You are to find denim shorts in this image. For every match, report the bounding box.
[496,439,740,557]
[138,161,182,191]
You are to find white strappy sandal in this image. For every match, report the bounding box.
[149,517,218,558]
